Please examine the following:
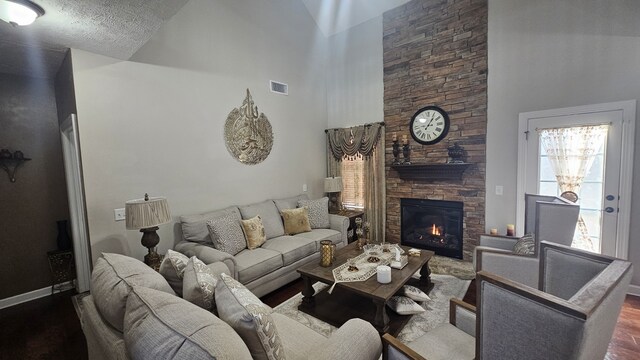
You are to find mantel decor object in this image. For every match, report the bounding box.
[224,89,273,165]
[391,133,401,165]
[402,143,411,164]
[0,148,31,182]
[125,193,171,271]
[447,142,465,163]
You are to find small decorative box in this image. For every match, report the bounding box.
[408,248,421,257]
[390,255,408,269]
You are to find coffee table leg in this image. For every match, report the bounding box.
[373,299,389,333]
[301,275,315,308]
[420,261,432,290]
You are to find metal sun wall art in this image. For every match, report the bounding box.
[224,89,273,165]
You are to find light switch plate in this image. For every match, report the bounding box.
[495,185,503,196]
[114,208,126,221]
[302,184,308,192]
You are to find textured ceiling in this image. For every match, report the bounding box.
[0,0,189,78]
[301,0,411,36]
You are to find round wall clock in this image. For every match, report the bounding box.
[409,106,450,145]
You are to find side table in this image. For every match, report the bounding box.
[47,250,76,295]
[329,209,365,243]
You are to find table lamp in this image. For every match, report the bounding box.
[125,193,171,270]
[324,177,343,212]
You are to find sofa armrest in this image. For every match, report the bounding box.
[329,214,349,247]
[308,318,382,360]
[475,247,539,288]
[449,298,476,337]
[79,295,128,360]
[174,241,238,279]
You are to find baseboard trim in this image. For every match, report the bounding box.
[628,284,640,297]
[0,282,74,310]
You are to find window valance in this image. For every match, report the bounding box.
[326,123,384,161]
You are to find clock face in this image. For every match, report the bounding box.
[409,106,450,145]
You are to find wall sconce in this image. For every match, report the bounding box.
[0,148,31,182]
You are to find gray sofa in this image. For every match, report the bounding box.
[79,252,382,360]
[175,194,349,297]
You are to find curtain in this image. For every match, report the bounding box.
[326,123,386,243]
[538,124,608,250]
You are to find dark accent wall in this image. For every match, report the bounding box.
[383,0,488,260]
[0,73,70,299]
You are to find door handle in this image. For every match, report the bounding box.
[604,207,615,213]
[606,195,615,201]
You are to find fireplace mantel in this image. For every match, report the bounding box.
[391,163,471,181]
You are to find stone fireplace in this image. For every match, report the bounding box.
[401,198,464,259]
[383,0,488,261]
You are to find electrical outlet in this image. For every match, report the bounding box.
[302,184,308,192]
[495,185,504,196]
[114,208,126,221]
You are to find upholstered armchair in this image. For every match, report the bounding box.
[474,194,580,287]
[383,242,632,360]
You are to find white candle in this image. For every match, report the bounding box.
[377,265,392,284]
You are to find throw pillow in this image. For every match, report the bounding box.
[241,215,267,250]
[387,296,425,315]
[298,197,330,229]
[90,253,175,332]
[513,233,536,255]
[158,249,189,296]
[215,273,285,360]
[206,212,246,255]
[182,256,218,311]
[124,286,252,360]
[401,285,431,302]
[281,208,312,235]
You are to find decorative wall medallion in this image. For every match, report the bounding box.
[224,89,273,165]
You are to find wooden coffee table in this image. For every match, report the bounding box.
[297,241,434,335]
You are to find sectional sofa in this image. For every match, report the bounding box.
[174,194,349,297]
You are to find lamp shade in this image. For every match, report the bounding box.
[125,196,171,230]
[324,177,343,193]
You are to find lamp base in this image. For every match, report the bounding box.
[140,227,162,271]
[328,192,341,213]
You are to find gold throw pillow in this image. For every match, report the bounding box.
[281,208,312,235]
[241,215,266,250]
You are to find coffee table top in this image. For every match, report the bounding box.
[297,241,434,302]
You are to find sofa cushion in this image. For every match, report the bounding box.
[294,228,342,246]
[159,249,189,296]
[90,253,175,332]
[241,215,267,250]
[206,212,246,255]
[124,286,252,360]
[215,273,286,360]
[235,248,284,284]
[262,236,317,266]
[180,206,242,243]
[239,200,285,239]
[281,207,311,235]
[273,194,309,212]
[182,257,219,311]
[298,197,330,229]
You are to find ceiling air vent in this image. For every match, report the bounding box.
[270,80,288,95]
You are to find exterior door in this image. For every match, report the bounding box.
[517,101,635,258]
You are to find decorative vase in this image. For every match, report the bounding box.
[447,142,465,163]
[56,220,72,251]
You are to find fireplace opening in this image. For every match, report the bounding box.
[401,198,463,259]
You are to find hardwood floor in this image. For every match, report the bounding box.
[0,281,638,359]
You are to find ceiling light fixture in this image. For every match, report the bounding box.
[0,0,44,26]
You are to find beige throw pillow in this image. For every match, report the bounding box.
[241,215,267,250]
[158,249,189,296]
[281,208,311,235]
[215,273,285,360]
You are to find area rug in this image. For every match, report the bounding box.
[273,274,470,342]
[429,255,475,280]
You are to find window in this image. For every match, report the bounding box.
[341,155,364,209]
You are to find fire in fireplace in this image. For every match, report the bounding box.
[400,198,463,259]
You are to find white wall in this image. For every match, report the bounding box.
[326,17,384,128]
[71,0,328,263]
[486,0,640,285]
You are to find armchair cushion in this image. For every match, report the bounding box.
[513,233,536,255]
[406,324,475,360]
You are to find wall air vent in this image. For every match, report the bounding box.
[270,80,288,95]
